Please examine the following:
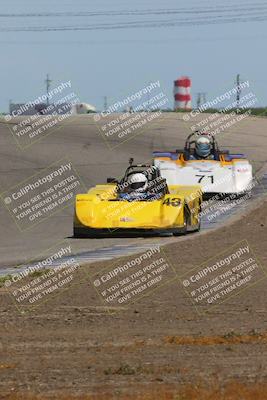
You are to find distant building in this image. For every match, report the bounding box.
[9,102,96,117]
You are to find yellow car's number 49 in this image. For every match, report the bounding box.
[163,198,181,207]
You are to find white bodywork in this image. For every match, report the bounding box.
[154,158,253,194]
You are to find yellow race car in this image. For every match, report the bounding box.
[73,161,202,237]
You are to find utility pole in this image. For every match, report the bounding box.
[236,74,241,109]
[45,74,52,106]
[196,92,207,108]
[147,81,152,111]
[197,93,201,108]
[104,96,108,112]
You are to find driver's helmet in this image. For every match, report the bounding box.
[195,136,212,158]
[128,173,148,193]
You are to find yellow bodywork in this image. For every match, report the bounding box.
[74,184,202,235]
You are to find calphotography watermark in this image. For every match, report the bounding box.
[94,81,169,149]
[4,241,82,311]
[96,164,170,233]
[199,175,262,223]
[184,81,250,120]
[5,80,80,148]
[182,81,259,138]
[1,158,84,231]
[90,246,176,309]
[180,240,266,314]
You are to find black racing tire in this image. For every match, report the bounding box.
[173,207,189,236]
[194,218,201,232]
[194,200,201,232]
[172,227,187,236]
[73,228,83,238]
[73,227,95,238]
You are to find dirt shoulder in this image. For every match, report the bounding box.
[0,197,267,399]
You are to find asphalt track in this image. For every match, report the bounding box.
[0,112,266,270]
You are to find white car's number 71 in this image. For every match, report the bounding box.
[196,174,214,184]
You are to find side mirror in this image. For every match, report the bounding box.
[107,177,118,183]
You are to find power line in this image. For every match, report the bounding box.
[1,2,267,32]
[1,13,267,32]
[1,3,267,18]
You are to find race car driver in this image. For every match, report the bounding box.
[119,173,158,200]
[190,136,215,160]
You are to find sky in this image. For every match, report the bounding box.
[0,0,267,112]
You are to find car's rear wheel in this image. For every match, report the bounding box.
[193,200,201,232]
[173,207,189,236]
[194,217,201,232]
[73,227,94,238]
[73,227,83,238]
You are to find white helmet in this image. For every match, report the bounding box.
[128,173,148,193]
[196,136,211,158]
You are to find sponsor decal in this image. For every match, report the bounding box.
[237,168,249,173]
[120,217,134,222]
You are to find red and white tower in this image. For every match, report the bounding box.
[174,76,192,110]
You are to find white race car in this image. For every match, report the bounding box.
[153,132,253,196]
